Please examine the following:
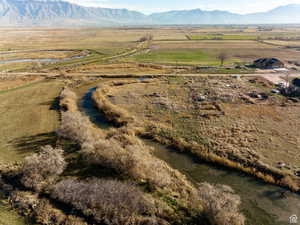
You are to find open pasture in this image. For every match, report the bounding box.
[107,76,300,177]
[0,26,300,72]
[190,34,258,40]
[263,40,300,47]
[152,40,275,49]
[127,48,239,66]
[0,79,62,163]
[0,50,80,60]
[124,39,300,66]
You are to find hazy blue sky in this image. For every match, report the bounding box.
[66,0,300,14]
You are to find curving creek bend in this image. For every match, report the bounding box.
[77,82,300,225]
[0,81,299,225]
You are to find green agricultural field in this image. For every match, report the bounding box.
[127,49,239,66]
[190,35,258,40]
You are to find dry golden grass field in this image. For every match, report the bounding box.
[0,76,42,91]
[106,76,300,184]
[263,40,300,47]
[0,79,62,163]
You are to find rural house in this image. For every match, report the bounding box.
[253,58,284,69]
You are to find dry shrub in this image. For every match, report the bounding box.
[60,87,77,101]
[10,191,87,225]
[21,145,66,192]
[81,138,135,175]
[198,182,245,225]
[92,84,135,126]
[57,111,95,144]
[34,199,70,225]
[57,88,103,144]
[64,216,88,225]
[280,176,299,191]
[146,124,296,192]
[51,179,168,225]
[58,88,201,211]
[81,132,200,210]
[138,34,153,42]
[59,87,78,112]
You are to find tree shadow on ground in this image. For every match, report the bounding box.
[9,132,58,154]
[64,157,121,180]
[262,190,287,200]
[39,96,60,111]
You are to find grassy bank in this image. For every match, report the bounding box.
[51,83,245,225]
[90,79,300,193]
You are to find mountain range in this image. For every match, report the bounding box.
[0,0,300,26]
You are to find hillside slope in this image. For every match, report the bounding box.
[0,0,150,26]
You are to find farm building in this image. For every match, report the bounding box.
[253,58,284,69]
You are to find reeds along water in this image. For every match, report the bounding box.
[86,81,300,224]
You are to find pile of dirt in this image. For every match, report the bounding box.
[248,77,274,88]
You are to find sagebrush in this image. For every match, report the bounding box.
[21,145,66,192]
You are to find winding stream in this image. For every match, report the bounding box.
[78,83,300,225]
[79,87,112,129]
[0,55,85,65]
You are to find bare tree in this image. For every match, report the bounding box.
[51,179,169,225]
[21,145,66,191]
[198,182,245,225]
[217,52,228,66]
[138,34,153,42]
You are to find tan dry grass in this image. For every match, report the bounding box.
[153,40,274,49]
[92,83,136,126]
[263,40,300,47]
[0,80,63,164]
[0,76,42,91]
[68,62,171,75]
[0,50,80,61]
[99,78,300,191]
[9,190,88,225]
[58,86,202,211]
[0,28,136,51]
